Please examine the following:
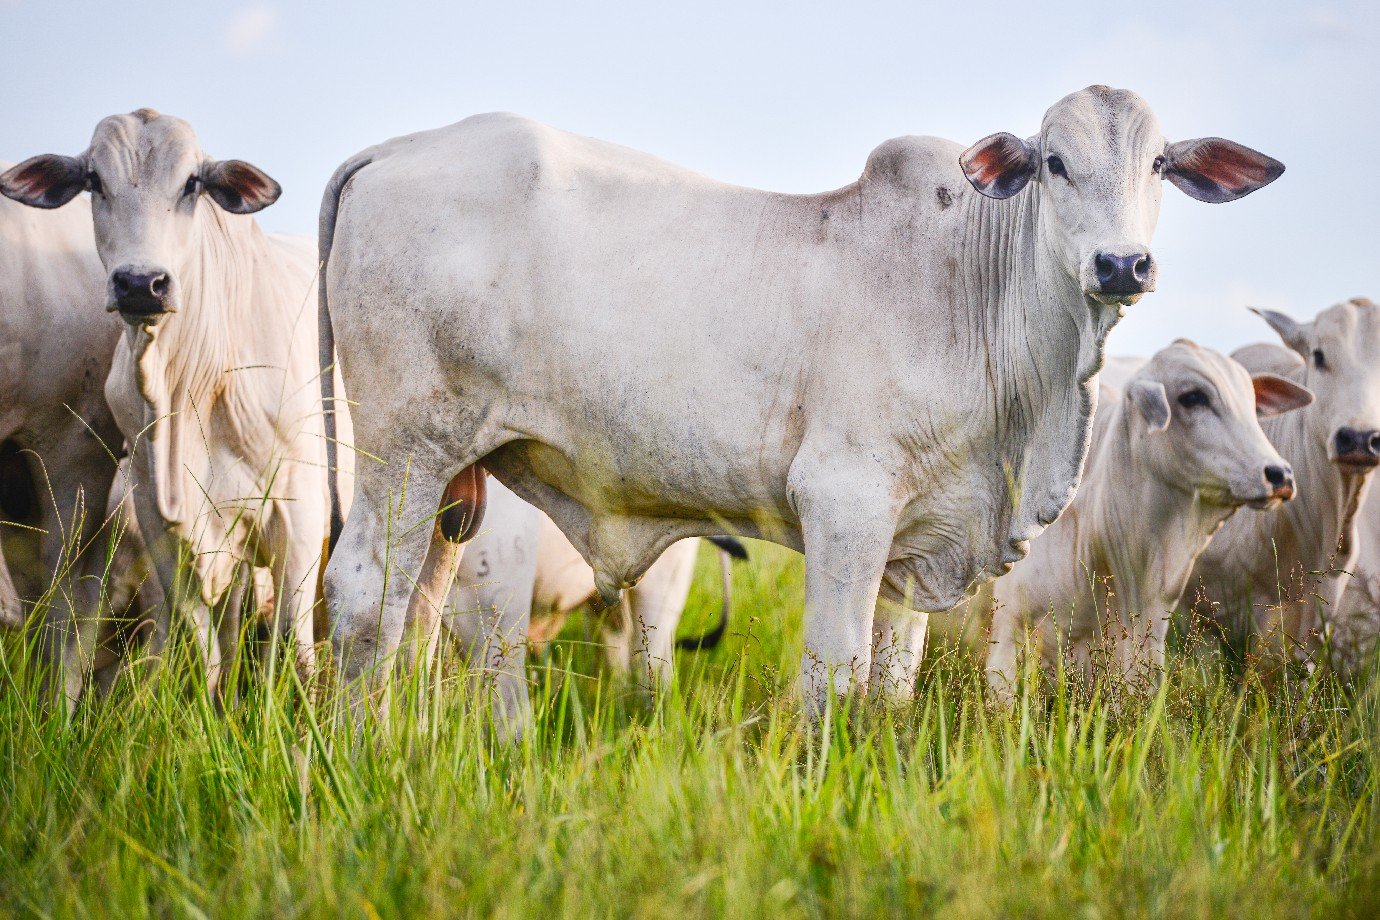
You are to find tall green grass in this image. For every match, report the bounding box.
[2,541,1378,918]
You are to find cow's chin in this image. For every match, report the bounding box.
[1086,291,1143,308]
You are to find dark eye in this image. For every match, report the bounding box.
[1313,349,1326,370]
[1046,155,1067,179]
[183,175,199,197]
[1152,155,1166,175]
[87,172,103,196]
[1178,389,1209,409]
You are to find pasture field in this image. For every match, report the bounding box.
[2,541,1379,918]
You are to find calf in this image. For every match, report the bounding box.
[981,341,1309,703]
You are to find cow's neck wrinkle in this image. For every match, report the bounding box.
[957,186,1112,546]
[1265,411,1367,573]
[131,204,277,526]
[1083,406,1236,623]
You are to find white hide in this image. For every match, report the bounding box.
[1188,300,1380,665]
[317,87,1283,713]
[982,341,1308,703]
[0,180,125,706]
[2,112,353,695]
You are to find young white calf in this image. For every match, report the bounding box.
[984,341,1310,702]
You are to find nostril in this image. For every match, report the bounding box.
[113,274,131,296]
[1368,432,1380,455]
[1095,254,1115,283]
[1337,428,1357,454]
[1133,256,1151,281]
[1264,465,1286,487]
[150,274,169,297]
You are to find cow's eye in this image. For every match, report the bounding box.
[1313,349,1326,370]
[1046,155,1067,179]
[183,175,199,197]
[1178,389,1208,409]
[1152,155,1166,175]
[87,172,103,196]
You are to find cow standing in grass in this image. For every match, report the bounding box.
[317,86,1283,715]
[1187,300,1380,668]
[2,111,348,696]
[0,176,128,706]
[979,341,1311,704]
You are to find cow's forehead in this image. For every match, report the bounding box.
[87,110,202,179]
[1144,340,1251,395]
[1040,85,1163,154]
[1314,298,1380,351]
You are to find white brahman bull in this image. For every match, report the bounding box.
[1186,299,1380,668]
[2,111,349,696]
[316,86,1283,714]
[0,177,129,706]
[980,340,1310,704]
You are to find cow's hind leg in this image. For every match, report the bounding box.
[327,454,452,720]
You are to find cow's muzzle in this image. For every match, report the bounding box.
[109,268,174,322]
[1333,427,1380,469]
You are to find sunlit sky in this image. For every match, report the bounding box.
[5,0,1377,357]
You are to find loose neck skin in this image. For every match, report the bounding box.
[1265,409,1371,574]
[956,184,1121,543]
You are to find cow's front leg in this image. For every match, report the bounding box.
[265,515,325,681]
[868,593,930,702]
[793,473,899,718]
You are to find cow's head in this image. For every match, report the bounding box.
[1124,340,1310,510]
[0,109,280,326]
[1251,299,1380,473]
[960,86,1283,306]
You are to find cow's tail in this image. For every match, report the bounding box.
[676,536,749,651]
[319,153,374,554]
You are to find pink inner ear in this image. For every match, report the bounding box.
[221,163,270,200]
[965,137,1027,187]
[9,159,74,199]
[1253,374,1311,416]
[1177,140,1276,195]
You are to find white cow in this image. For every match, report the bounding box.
[1186,299,1380,668]
[317,86,1283,714]
[2,110,347,695]
[1334,490,1380,677]
[980,341,1310,703]
[442,478,745,733]
[0,177,127,704]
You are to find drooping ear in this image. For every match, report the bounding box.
[0,154,87,209]
[1249,307,1311,358]
[201,159,281,214]
[1251,373,1313,418]
[960,132,1038,199]
[1163,137,1284,203]
[1126,378,1171,432]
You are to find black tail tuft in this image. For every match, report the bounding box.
[706,535,748,561]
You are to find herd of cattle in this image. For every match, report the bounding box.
[0,84,1376,732]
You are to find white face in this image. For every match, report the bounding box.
[0,109,281,326]
[959,85,1285,306]
[1124,342,1311,508]
[1256,299,1380,471]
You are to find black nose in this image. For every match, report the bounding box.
[1263,464,1295,498]
[1334,428,1380,467]
[111,269,170,315]
[1094,251,1154,295]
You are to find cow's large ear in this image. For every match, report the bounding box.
[1249,307,1311,358]
[1163,138,1284,203]
[1126,378,1171,432]
[0,155,87,209]
[1251,373,1313,418]
[201,159,281,214]
[960,133,1038,199]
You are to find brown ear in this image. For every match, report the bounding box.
[960,132,1038,199]
[437,465,488,543]
[0,155,86,209]
[1252,373,1313,418]
[1163,138,1285,203]
[201,158,281,214]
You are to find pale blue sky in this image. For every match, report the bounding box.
[4,0,1376,356]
